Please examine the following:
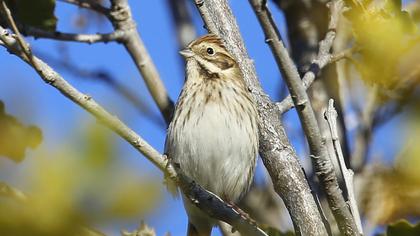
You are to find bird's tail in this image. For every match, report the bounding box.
[187,222,211,236]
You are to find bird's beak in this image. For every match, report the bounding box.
[179,48,194,58]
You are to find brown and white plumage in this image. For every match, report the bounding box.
[165,34,259,236]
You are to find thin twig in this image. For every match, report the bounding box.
[36,50,165,128]
[0,26,267,236]
[330,47,359,64]
[276,0,344,114]
[23,26,125,44]
[325,99,363,235]
[10,0,174,123]
[249,0,359,235]
[1,1,263,234]
[0,0,37,68]
[193,0,328,235]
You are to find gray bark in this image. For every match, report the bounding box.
[193,0,329,235]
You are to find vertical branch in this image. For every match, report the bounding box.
[249,0,359,235]
[193,0,329,235]
[325,99,363,235]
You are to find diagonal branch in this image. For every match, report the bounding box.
[18,0,174,124]
[109,0,173,124]
[36,50,165,128]
[249,0,359,235]
[0,24,267,236]
[275,0,344,114]
[0,0,37,67]
[193,0,329,235]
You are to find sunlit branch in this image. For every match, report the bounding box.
[0,24,267,236]
[325,99,363,235]
[109,0,173,124]
[275,0,344,114]
[249,0,359,235]
[36,50,165,128]
[193,0,329,235]
[11,0,174,124]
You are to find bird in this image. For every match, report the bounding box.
[164,34,259,236]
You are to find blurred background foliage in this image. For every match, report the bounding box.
[0,121,161,236]
[0,101,42,162]
[0,0,420,235]
[2,0,57,30]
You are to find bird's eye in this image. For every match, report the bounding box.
[206,47,215,55]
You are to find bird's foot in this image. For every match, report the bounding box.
[227,201,257,226]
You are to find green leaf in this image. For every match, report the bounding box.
[0,100,42,162]
[386,220,420,236]
[5,0,57,31]
[385,0,402,13]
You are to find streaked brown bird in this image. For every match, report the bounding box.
[165,34,259,236]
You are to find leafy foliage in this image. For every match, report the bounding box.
[0,100,42,162]
[5,0,57,31]
[345,0,419,92]
[376,220,420,236]
[0,123,161,235]
[358,114,420,226]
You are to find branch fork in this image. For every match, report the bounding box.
[0,4,266,234]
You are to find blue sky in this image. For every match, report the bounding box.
[0,0,405,235]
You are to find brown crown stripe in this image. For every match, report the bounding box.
[189,34,225,49]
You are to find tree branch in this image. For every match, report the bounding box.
[325,99,363,235]
[276,0,343,114]
[273,0,352,172]
[193,0,328,235]
[22,26,125,44]
[109,0,174,124]
[36,50,165,128]
[0,25,267,236]
[19,0,174,124]
[249,0,359,235]
[330,47,358,64]
[0,0,37,68]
